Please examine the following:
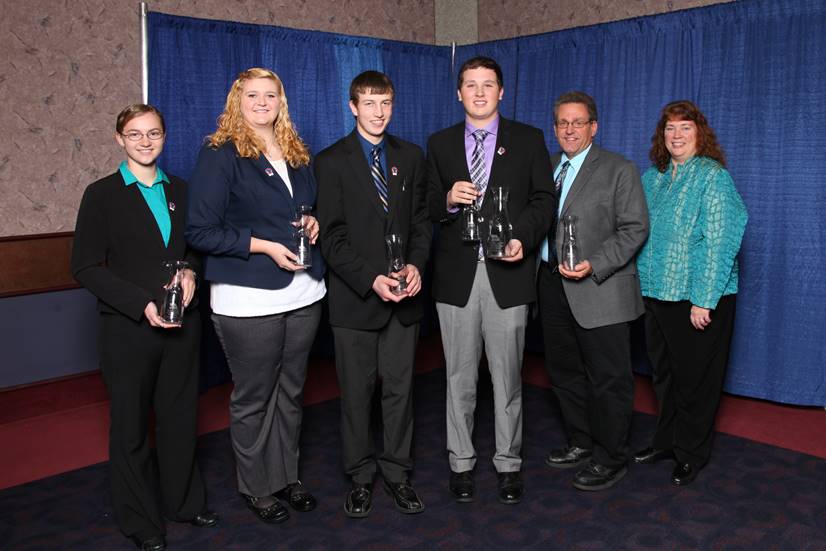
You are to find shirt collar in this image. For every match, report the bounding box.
[357,132,385,156]
[119,161,169,187]
[560,143,593,173]
[465,115,499,139]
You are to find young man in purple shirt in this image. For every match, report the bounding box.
[426,56,555,505]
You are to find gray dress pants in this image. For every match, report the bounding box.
[212,301,321,497]
[437,263,527,473]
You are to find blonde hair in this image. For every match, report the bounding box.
[208,67,310,167]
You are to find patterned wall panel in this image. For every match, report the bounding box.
[477,0,732,40]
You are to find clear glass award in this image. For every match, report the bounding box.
[293,204,313,268]
[384,233,407,295]
[160,260,189,326]
[485,187,512,259]
[561,214,580,271]
[461,202,481,242]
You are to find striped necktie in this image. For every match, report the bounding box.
[371,145,389,212]
[469,129,489,199]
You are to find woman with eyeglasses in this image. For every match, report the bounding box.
[71,104,217,551]
[186,68,325,524]
[633,100,747,486]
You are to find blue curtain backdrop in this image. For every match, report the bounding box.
[148,0,825,406]
[147,12,453,177]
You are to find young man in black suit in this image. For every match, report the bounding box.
[427,57,556,504]
[315,71,431,518]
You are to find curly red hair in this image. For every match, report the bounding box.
[649,100,726,172]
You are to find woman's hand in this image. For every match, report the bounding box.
[144,301,178,329]
[304,215,320,244]
[181,268,197,307]
[251,237,303,271]
[267,242,304,271]
[690,305,712,331]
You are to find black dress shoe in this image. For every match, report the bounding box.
[449,470,475,503]
[188,509,219,527]
[671,463,699,486]
[275,481,317,512]
[633,446,675,464]
[344,483,372,518]
[545,445,593,469]
[497,471,523,504]
[135,535,165,551]
[572,461,627,491]
[383,479,425,514]
[241,494,289,524]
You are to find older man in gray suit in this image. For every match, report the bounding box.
[538,91,649,491]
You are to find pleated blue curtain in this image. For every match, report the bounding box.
[147,13,452,178]
[690,2,826,405]
[148,0,826,405]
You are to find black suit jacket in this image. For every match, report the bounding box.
[315,131,432,330]
[72,171,200,322]
[427,117,556,308]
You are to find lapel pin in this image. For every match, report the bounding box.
[168,201,176,212]
[391,166,398,176]
[497,147,506,156]
[265,167,274,176]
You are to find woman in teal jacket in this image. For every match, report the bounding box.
[633,100,747,486]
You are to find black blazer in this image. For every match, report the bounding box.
[315,131,431,330]
[186,141,324,289]
[427,117,556,308]
[71,171,200,322]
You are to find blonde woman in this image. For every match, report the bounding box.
[187,68,325,523]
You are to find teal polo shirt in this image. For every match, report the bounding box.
[119,161,171,246]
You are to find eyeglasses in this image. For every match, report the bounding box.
[121,129,165,141]
[555,120,592,130]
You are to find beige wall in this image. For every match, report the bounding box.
[478,0,732,41]
[1,0,732,236]
[0,0,435,237]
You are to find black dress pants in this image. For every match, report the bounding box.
[538,263,635,469]
[332,313,419,485]
[99,309,205,541]
[644,295,737,468]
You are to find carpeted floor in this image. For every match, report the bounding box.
[2,369,825,550]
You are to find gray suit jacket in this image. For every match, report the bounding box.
[553,144,649,329]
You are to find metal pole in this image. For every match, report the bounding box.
[140,2,149,104]
[451,41,456,74]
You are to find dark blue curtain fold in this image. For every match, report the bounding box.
[148,0,825,405]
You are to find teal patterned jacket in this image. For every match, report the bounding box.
[637,156,747,309]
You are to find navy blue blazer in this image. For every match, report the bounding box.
[186,141,324,289]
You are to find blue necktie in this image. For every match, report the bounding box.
[548,161,571,262]
[371,146,389,213]
[555,161,570,193]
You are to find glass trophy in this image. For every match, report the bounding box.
[160,260,189,326]
[293,204,313,268]
[385,233,408,295]
[461,203,481,242]
[561,214,580,271]
[485,187,512,259]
